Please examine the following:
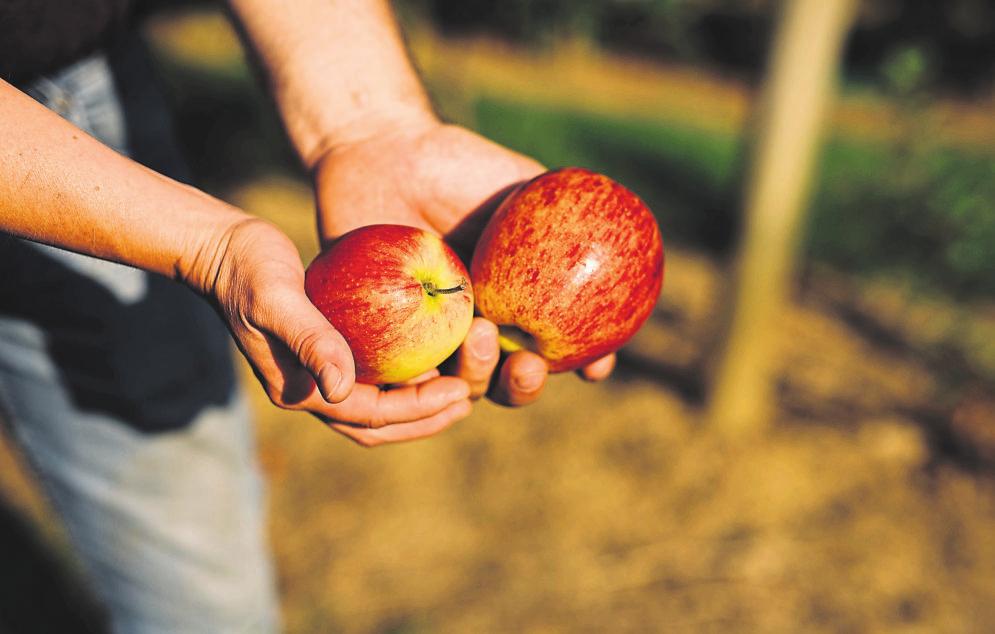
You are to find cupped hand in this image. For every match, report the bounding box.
[311,120,616,406]
[190,216,471,446]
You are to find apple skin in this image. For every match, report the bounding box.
[305,224,473,385]
[470,167,664,372]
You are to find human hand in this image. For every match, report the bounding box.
[184,216,471,446]
[312,120,616,407]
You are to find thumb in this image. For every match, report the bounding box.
[266,291,356,403]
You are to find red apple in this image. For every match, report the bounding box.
[305,224,473,384]
[470,167,664,372]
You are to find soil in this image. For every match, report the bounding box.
[4,179,993,633]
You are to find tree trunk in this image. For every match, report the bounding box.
[706,0,857,436]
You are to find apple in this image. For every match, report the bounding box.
[470,167,664,372]
[305,224,474,385]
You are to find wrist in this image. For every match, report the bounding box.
[174,195,256,297]
[301,104,439,172]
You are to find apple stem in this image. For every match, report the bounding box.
[423,277,467,297]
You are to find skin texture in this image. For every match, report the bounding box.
[229,0,600,439]
[0,0,618,448]
[472,168,665,372]
[305,225,473,384]
[312,123,617,419]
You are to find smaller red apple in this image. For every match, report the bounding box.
[471,167,664,372]
[305,224,473,385]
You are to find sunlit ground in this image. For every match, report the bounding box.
[2,8,995,633]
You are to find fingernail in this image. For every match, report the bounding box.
[471,332,495,360]
[318,365,343,402]
[513,371,544,393]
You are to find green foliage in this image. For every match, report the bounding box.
[402,0,995,96]
[473,95,995,300]
[475,96,742,253]
[811,141,995,299]
[880,45,930,96]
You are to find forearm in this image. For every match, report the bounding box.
[0,80,248,293]
[226,0,436,169]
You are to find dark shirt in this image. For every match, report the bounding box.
[0,24,238,432]
[0,0,154,83]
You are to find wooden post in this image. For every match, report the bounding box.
[706,0,856,436]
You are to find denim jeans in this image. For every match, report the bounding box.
[0,51,280,633]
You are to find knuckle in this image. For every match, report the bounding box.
[289,326,329,362]
[366,414,387,430]
[367,392,394,429]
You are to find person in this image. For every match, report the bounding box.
[0,0,615,631]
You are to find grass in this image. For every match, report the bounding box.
[470,95,742,253]
[470,95,995,300]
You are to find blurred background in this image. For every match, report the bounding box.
[2,0,995,631]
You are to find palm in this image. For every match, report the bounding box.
[312,122,615,409]
[313,123,543,248]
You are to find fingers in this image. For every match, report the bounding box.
[489,350,548,407]
[314,376,470,429]
[264,290,356,403]
[239,286,470,430]
[578,353,616,382]
[329,399,472,447]
[452,318,500,399]
[390,368,440,387]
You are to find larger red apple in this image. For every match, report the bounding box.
[305,224,473,384]
[471,167,663,372]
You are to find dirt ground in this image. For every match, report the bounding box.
[4,12,995,631]
[3,178,994,633]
